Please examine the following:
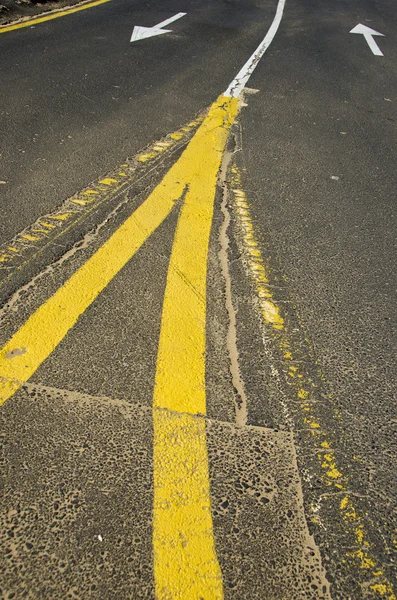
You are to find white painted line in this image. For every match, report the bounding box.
[156,12,187,29]
[224,0,286,97]
[350,23,384,56]
[131,12,186,43]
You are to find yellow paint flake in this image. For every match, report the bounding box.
[21,234,40,242]
[340,496,349,510]
[323,458,343,479]
[138,152,156,162]
[48,214,72,221]
[170,132,184,141]
[298,388,308,399]
[284,351,293,359]
[370,584,389,596]
[39,222,56,229]
[344,505,358,520]
[353,550,376,569]
[82,189,99,196]
[7,246,19,253]
[370,581,397,600]
[321,441,330,448]
[99,177,118,186]
[261,300,284,328]
[71,199,91,206]
[355,526,364,544]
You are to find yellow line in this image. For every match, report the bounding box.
[230,164,397,600]
[0,160,185,405]
[0,0,110,34]
[0,114,202,275]
[0,94,239,597]
[153,95,238,598]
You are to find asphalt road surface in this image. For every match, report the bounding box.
[0,0,396,598]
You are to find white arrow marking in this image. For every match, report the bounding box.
[130,12,186,42]
[350,23,384,56]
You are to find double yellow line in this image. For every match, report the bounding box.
[0,95,239,597]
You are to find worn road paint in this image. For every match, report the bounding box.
[0,116,203,277]
[230,164,396,600]
[0,0,110,34]
[0,94,238,599]
[0,97,237,405]
[131,12,186,43]
[224,0,286,97]
[153,95,238,598]
[0,174,181,402]
[153,410,223,599]
[154,97,238,415]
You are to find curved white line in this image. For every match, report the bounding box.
[224,0,286,97]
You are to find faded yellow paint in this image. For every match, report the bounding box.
[0,115,203,275]
[99,177,117,186]
[71,199,92,206]
[48,213,72,221]
[39,222,56,229]
[21,234,40,242]
[0,0,111,34]
[153,411,223,600]
[0,106,213,404]
[230,173,284,331]
[371,585,389,596]
[0,153,181,402]
[340,496,349,510]
[230,163,397,600]
[0,95,239,598]
[153,96,238,598]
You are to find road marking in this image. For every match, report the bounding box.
[1,3,285,596]
[350,23,385,56]
[224,0,286,97]
[152,95,238,598]
[0,116,203,277]
[229,164,397,600]
[0,0,110,34]
[131,12,186,43]
[0,97,236,408]
[0,172,180,402]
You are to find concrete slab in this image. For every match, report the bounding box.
[1,384,329,598]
